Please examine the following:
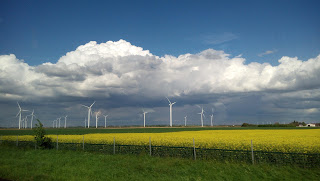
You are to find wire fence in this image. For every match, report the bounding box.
[0,137,319,168]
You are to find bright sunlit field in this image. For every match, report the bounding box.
[2,128,319,153]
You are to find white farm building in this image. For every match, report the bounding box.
[306,123,316,127]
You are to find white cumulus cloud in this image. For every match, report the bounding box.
[0,39,320,102]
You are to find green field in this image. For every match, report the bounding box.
[1,126,318,135]
[0,146,319,181]
[1,127,319,180]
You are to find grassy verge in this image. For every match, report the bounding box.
[1,127,319,135]
[0,146,319,181]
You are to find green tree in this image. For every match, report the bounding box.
[33,119,53,149]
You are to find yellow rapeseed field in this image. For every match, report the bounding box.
[3,129,320,153]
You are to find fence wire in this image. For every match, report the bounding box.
[1,140,319,168]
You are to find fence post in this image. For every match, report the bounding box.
[149,137,152,156]
[113,137,115,154]
[16,135,18,147]
[193,138,196,160]
[56,135,59,150]
[83,136,85,150]
[251,140,254,164]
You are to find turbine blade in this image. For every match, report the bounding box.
[172,102,176,105]
[17,102,21,109]
[81,105,89,108]
[90,101,96,108]
[165,97,171,104]
[16,111,21,117]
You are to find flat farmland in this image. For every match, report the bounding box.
[1,127,319,153]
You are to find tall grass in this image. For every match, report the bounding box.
[0,146,319,181]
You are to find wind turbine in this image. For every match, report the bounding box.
[198,107,205,127]
[53,120,55,128]
[58,117,61,128]
[21,118,25,128]
[84,118,87,128]
[95,112,100,128]
[184,116,187,126]
[28,110,36,129]
[210,108,214,127]
[16,102,28,129]
[166,97,176,127]
[24,115,29,129]
[82,101,95,128]
[142,109,148,127]
[103,115,108,128]
[64,115,68,128]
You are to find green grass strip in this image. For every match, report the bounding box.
[0,146,319,181]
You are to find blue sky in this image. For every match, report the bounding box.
[1,0,319,65]
[0,0,320,128]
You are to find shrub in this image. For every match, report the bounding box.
[241,123,257,127]
[33,119,53,149]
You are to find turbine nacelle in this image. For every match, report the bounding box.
[142,108,149,115]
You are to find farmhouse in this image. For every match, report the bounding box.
[298,123,316,127]
[306,123,316,127]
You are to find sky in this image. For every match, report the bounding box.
[0,0,320,128]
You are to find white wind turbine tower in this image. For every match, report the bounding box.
[64,115,68,128]
[21,118,25,128]
[184,116,187,126]
[84,118,87,128]
[16,102,28,129]
[210,108,214,127]
[29,110,36,129]
[198,106,205,127]
[24,115,29,129]
[142,109,148,128]
[166,97,176,127]
[82,101,95,128]
[103,115,108,128]
[58,117,61,128]
[53,120,55,128]
[55,119,58,128]
[95,112,100,128]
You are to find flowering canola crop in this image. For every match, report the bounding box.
[3,129,320,153]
